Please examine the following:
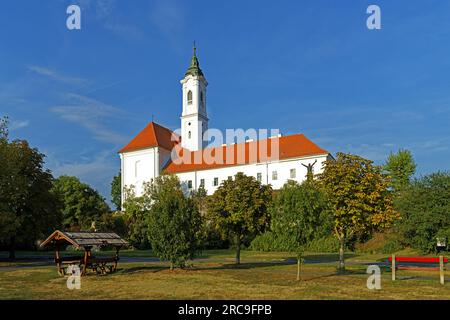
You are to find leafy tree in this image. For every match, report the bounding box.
[0,116,8,139]
[396,172,450,253]
[0,128,61,259]
[207,172,272,264]
[271,180,329,280]
[122,186,151,249]
[190,185,208,216]
[318,152,399,272]
[96,211,128,237]
[191,186,229,249]
[111,170,122,211]
[51,175,110,230]
[384,149,416,192]
[146,175,202,269]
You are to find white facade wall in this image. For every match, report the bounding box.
[120,146,174,206]
[120,147,158,207]
[175,154,330,195]
[121,150,330,204]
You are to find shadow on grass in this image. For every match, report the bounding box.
[213,260,295,270]
[302,253,358,263]
[0,257,52,263]
[117,265,166,274]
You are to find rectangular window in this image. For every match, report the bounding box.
[272,171,278,180]
[135,160,140,178]
[290,168,296,179]
[257,173,262,182]
[213,177,219,186]
[187,180,193,189]
[200,179,205,187]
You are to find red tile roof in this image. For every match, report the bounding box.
[163,134,328,174]
[119,122,179,153]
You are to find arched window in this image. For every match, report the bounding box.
[188,131,191,139]
[187,90,193,105]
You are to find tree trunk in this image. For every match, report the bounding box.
[236,234,241,265]
[338,237,345,273]
[170,262,174,271]
[9,236,16,260]
[296,258,301,281]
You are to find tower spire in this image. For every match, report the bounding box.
[185,42,203,77]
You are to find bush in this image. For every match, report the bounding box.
[379,238,403,254]
[249,231,282,252]
[97,212,128,238]
[355,231,404,254]
[250,232,340,253]
[200,222,230,249]
[305,236,340,253]
[396,172,450,253]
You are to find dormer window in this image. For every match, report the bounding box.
[187,90,193,105]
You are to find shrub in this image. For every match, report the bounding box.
[396,172,450,253]
[249,231,284,252]
[305,236,340,253]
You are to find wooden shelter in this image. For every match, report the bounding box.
[40,230,128,276]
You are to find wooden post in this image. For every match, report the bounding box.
[392,254,396,281]
[82,247,91,276]
[440,255,445,285]
[55,242,63,276]
[114,246,120,272]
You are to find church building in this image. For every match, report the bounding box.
[119,48,332,208]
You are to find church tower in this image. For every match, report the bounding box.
[180,45,208,151]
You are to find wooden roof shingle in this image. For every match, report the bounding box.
[40,230,128,248]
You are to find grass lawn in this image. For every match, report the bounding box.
[0,250,449,300]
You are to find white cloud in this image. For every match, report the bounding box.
[149,0,186,51]
[27,66,88,85]
[50,93,127,145]
[76,0,144,40]
[50,149,116,180]
[46,148,119,202]
[10,119,30,130]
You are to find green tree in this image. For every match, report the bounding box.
[396,172,450,253]
[207,173,272,264]
[191,186,228,249]
[384,149,416,192]
[318,152,399,272]
[146,175,202,269]
[0,116,8,139]
[96,211,128,237]
[271,180,329,280]
[122,186,151,249]
[0,127,61,259]
[111,170,122,211]
[51,175,110,230]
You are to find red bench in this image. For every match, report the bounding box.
[388,255,448,284]
[388,256,448,270]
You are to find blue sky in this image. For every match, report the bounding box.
[1,0,449,204]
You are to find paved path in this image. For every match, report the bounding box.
[0,256,161,271]
[0,255,384,271]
